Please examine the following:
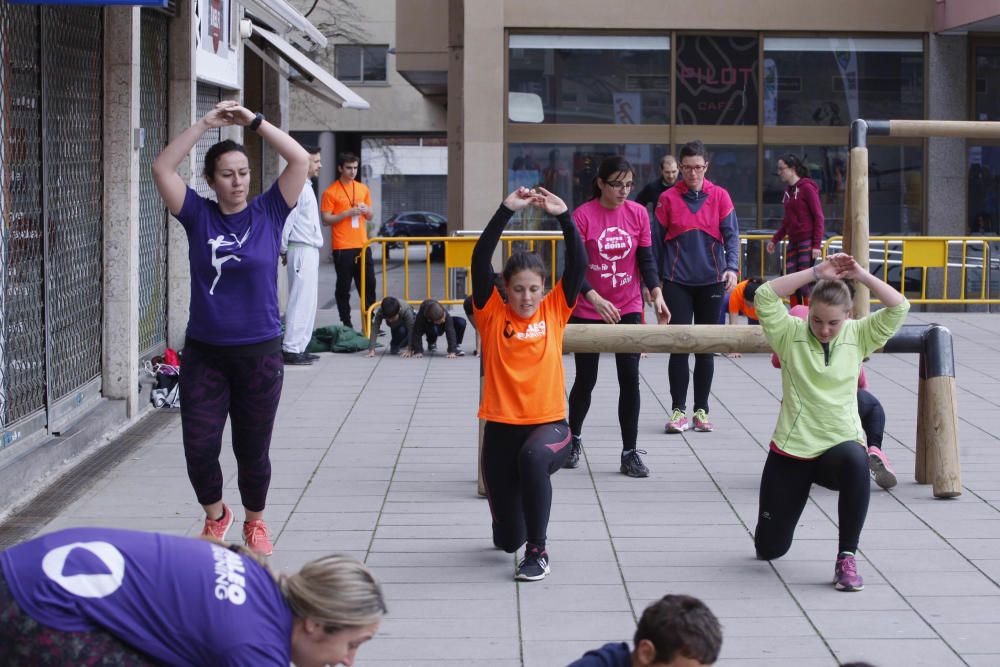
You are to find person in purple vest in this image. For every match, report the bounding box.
[654,140,740,435]
[0,527,386,666]
[152,101,310,556]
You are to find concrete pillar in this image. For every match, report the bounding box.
[319,131,336,252]
[166,0,197,349]
[458,0,506,229]
[927,34,968,236]
[102,7,141,416]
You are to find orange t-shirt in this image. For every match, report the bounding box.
[320,179,371,250]
[476,283,573,425]
[728,280,759,321]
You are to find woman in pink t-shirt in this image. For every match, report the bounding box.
[565,156,671,478]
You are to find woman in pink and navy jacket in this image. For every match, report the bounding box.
[654,140,740,436]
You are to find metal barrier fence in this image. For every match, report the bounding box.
[360,233,1000,331]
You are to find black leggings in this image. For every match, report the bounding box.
[180,339,284,512]
[754,442,871,559]
[482,420,572,552]
[857,389,885,449]
[567,313,642,451]
[663,281,725,412]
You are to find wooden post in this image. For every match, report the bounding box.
[847,145,870,319]
[924,376,961,498]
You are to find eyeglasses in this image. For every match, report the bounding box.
[604,180,634,191]
[680,164,707,173]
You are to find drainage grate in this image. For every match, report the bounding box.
[0,410,179,549]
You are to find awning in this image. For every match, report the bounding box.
[247,25,370,111]
[239,0,326,48]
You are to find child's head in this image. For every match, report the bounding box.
[426,301,446,325]
[381,296,401,323]
[744,278,763,306]
[809,279,853,343]
[633,594,722,666]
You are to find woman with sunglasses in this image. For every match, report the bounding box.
[655,140,740,435]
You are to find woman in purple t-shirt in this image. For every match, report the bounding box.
[152,101,309,556]
[565,156,671,478]
[0,527,385,666]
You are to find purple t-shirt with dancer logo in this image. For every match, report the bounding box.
[177,182,293,345]
[0,527,293,666]
[573,198,651,319]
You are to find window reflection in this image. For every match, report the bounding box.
[763,145,847,235]
[508,35,670,125]
[968,146,1000,235]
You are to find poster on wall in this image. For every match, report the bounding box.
[195,0,239,89]
[675,35,758,125]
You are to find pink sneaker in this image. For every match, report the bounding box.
[868,446,897,490]
[692,409,714,432]
[243,519,274,556]
[665,409,689,433]
[200,504,234,541]
[834,552,864,591]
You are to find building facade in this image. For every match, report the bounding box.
[396,0,1000,239]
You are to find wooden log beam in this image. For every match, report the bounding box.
[563,324,773,354]
[889,119,1000,140]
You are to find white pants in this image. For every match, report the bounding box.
[283,245,320,353]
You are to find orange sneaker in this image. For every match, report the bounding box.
[200,503,234,541]
[243,519,274,556]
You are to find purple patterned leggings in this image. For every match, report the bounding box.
[179,343,284,512]
[0,571,154,665]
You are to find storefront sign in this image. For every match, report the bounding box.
[676,35,759,125]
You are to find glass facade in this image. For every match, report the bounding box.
[763,38,924,125]
[508,35,670,124]
[506,32,927,235]
[968,145,1000,235]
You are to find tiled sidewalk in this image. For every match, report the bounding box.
[21,310,1000,666]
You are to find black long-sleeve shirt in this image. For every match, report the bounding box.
[471,204,585,310]
[410,299,459,354]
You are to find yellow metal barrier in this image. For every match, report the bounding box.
[821,236,1000,304]
[360,234,563,336]
[358,234,999,333]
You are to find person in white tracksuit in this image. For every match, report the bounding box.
[280,146,324,365]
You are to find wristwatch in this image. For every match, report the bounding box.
[248,112,264,132]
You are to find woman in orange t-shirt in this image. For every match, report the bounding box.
[472,186,585,582]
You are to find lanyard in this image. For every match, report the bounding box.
[338,179,357,207]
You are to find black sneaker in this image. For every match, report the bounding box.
[427,343,438,353]
[454,345,465,357]
[304,352,320,361]
[515,547,550,582]
[282,351,313,365]
[563,435,582,469]
[620,449,650,478]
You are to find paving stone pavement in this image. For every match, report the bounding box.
[4,244,998,666]
[13,302,997,666]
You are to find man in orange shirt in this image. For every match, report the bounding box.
[321,152,376,329]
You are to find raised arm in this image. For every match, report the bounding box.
[151,107,225,215]
[767,252,854,298]
[532,187,583,304]
[471,188,535,310]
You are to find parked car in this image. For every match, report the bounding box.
[378,211,448,251]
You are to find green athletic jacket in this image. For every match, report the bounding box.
[755,283,910,459]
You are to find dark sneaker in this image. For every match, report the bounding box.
[282,351,313,365]
[620,449,650,478]
[304,352,320,361]
[834,552,864,591]
[454,345,465,357]
[563,435,582,469]
[515,546,550,581]
[427,342,438,353]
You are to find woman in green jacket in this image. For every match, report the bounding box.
[752,253,909,592]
